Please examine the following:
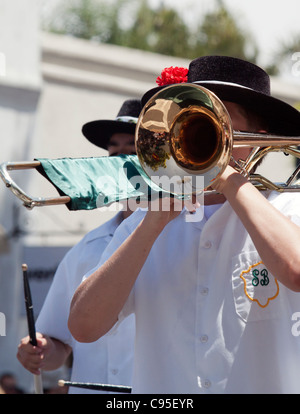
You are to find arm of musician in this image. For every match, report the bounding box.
[213,165,300,291]
[17,333,72,375]
[68,198,182,343]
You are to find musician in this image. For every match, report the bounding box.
[69,56,300,394]
[17,99,141,393]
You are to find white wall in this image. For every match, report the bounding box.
[0,0,42,392]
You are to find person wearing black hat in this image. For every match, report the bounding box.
[17,99,141,394]
[69,57,300,394]
[82,98,141,155]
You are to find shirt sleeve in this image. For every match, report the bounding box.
[83,209,146,279]
[269,192,300,227]
[283,195,300,226]
[36,249,76,346]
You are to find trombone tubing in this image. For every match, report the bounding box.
[0,161,70,209]
[233,131,300,147]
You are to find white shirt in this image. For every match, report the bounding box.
[93,192,300,394]
[36,213,135,394]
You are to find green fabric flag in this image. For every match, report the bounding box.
[35,155,165,211]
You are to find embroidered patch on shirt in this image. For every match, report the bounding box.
[240,261,280,308]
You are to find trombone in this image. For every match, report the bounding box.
[135,83,300,195]
[1,83,300,210]
[0,160,71,209]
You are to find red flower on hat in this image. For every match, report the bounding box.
[156,66,188,86]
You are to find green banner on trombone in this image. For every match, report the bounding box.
[35,155,165,211]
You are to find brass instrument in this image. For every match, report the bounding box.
[0,160,71,208]
[1,83,300,209]
[135,83,300,195]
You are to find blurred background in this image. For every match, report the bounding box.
[1,0,300,393]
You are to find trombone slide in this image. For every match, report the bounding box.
[0,161,70,209]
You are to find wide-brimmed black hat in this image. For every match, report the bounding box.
[142,56,300,136]
[82,99,142,149]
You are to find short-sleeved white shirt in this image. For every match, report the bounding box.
[36,213,135,394]
[94,192,300,394]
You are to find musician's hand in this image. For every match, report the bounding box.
[17,333,54,375]
[145,196,184,230]
[184,194,201,213]
[210,165,245,194]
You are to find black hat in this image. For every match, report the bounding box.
[82,99,142,149]
[142,56,300,136]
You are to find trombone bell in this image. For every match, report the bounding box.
[136,83,300,195]
[135,83,232,195]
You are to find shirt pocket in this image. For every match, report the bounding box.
[231,251,283,323]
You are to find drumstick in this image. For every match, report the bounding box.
[58,379,132,393]
[22,264,43,394]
